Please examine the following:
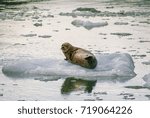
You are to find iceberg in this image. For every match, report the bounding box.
[71,20,108,30]
[2,53,136,80]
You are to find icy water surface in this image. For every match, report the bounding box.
[0,0,150,100]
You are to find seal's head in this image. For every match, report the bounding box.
[61,42,73,53]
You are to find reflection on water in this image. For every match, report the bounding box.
[61,77,97,94]
[93,76,134,83]
[60,76,133,95]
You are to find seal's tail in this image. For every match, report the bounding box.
[85,56,97,69]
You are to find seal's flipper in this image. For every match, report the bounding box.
[85,56,93,64]
[85,56,97,69]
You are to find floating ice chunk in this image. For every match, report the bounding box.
[143,73,150,83]
[71,20,108,30]
[143,73,150,88]
[2,53,136,80]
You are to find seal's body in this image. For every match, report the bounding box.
[61,42,97,69]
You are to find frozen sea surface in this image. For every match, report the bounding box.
[0,0,150,101]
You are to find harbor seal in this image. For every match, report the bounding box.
[61,42,97,69]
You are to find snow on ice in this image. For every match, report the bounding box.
[2,53,136,80]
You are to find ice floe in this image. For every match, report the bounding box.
[143,73,150,88]
[2,53,136,81]
[71,20,108,30]
[143,73,150,83]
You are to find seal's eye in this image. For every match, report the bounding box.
[61,46,65,50]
